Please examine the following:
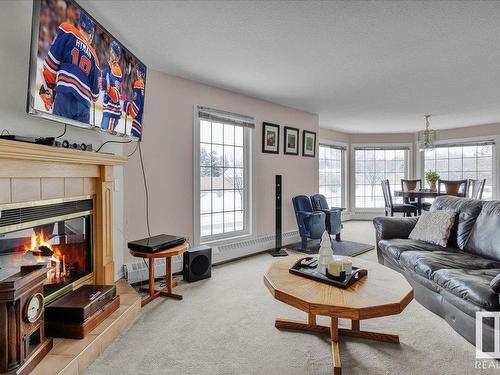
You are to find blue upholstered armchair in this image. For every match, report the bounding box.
[310,194,343,241]
[292,195,326,250]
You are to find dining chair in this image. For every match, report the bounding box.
[437,179,468,197]
[467,179,486,200]
[401,179,432,211]
[401,179,421,193]
[381,179,418,217]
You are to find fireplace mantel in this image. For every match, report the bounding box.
[0,138,127,166]
[0,139,127,285]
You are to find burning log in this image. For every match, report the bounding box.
[31,245,54,257]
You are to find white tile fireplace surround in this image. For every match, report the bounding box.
[0,138,126,288]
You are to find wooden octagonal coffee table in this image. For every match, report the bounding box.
[264,255,413,375]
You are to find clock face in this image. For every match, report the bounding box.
[25,293,44,323]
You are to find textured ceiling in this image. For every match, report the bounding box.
[81,0,500,133]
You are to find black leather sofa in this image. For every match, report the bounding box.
[373,196,500,349]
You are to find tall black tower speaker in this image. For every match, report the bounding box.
[269,175,288,257]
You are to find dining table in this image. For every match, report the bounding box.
[393,190,447,215]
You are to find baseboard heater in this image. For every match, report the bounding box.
[123,256,183,284]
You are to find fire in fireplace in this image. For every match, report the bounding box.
[0,198,93,301]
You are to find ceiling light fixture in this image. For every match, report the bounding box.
[418,114,438,151]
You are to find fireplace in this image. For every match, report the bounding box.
[0,197,93,302]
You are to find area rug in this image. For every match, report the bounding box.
[287,239,374,257]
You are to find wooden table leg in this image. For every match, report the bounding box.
[276,315,342,374]
[140,258,159,306]
[148,258,155,297]
[166,256,172,293]
[331,317,341,375]
[275,318,330,334]
[159,256,183,300]
[352,319,360,331]
[274,315,400,373]
[417,197,422,216]
[308,312,316,326]
[338,319,399,344]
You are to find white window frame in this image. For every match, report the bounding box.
[417,135,498,200]
[350,143,413,213]
[319,140,348,210]
[193,106,255,246]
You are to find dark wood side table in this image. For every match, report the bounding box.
[130,242,189,307]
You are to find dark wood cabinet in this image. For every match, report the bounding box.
[0,265,53,375]
[45,284,119,339]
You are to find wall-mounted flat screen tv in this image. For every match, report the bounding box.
[27,0,147,140]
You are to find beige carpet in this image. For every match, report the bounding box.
[84,221,492,375]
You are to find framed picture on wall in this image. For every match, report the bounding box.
[284,126,299,155]
[262,122,280,154]
[302,130,316,157]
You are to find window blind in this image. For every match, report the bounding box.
[197,106,255,128]
[353,145,410,151]
[320,143,347,151]
[433,140,495,149]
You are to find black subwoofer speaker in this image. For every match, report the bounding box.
[183,245,212,282]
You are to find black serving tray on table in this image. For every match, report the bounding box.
[289,256,367,289]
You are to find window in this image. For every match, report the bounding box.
[196,107,253,242]
[423,141,495,200]
[354,146,409,209]
[319,144,345,208]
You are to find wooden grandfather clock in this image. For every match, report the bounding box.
[0,265,53,375]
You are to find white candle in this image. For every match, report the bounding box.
[328,260,343,276]
[343,258,352,275]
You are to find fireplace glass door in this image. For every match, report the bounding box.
[0,215,92,297]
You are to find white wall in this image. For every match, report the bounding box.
[123,71,319,263]
[0,1,125,280]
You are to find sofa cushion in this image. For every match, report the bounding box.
[432,268,500,310]
[409,210,457,247]
[431,196,483,249]
[400,250,500,280]
[378,238,449,262]
[464,201,500,261]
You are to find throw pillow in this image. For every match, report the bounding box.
[491,274,500,293]
[409,210,457,247]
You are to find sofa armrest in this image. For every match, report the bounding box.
[373,216,418,241]
[372,216,419,264]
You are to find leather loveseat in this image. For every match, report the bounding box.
[373,196,500,350]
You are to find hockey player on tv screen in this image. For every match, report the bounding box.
[40,11,100,123]
[101,41,122,131]
[123,62,145,138]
